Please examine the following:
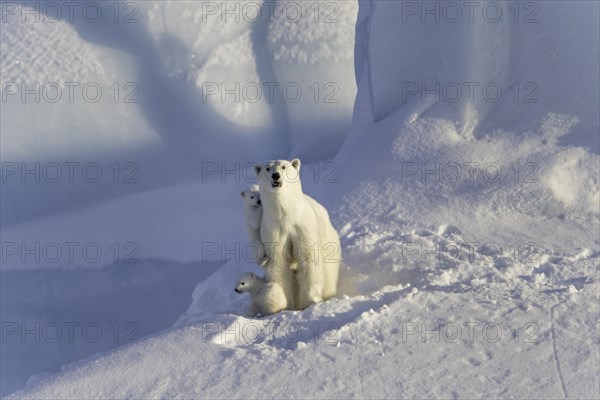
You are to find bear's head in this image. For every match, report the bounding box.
[240,184,261,208]
[234,272,260,293]
[254,159,301,194]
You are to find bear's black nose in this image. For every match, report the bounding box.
[257,200,261,205]
[272,172,281,180]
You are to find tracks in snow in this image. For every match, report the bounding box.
[550,300,569,399]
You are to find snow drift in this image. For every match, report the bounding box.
[1,0,358,227]
[358,0,599,151]
[2,0,599,398]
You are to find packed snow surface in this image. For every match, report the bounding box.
[1,0,599,398]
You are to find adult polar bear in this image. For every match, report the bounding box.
[255,159,340,310]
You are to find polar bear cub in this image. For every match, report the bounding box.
[234,272,289,317]
[254,158,340,310]
[240,185,267,265]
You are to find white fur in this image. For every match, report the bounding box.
[235,272,289,317]
[254,159,340,310]
[241,185,266,265]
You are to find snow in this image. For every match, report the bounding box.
[364,0,600,151]
[9,278,600,399]
[1,0,357,226]
[1,0,599,398]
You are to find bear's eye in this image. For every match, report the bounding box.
[282,165,286,169]
[266,167,270,171]
[241,282,245,285]
[250,196,254,199]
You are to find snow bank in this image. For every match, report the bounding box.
[5,0,600,398]
[1,1,357,395]
[159,2,599,397]
[1,0,357,227]
[11,271,600,399]
[328,0,599,299]
[362,0,599,151]
[184,1,595,397]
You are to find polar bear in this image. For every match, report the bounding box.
[240,185,267,265]
[254,158,340,310]
[234,272,289,317]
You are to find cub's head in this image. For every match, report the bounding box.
[234,272,259,293]
[254,159,301,193]
[240,185,261,208]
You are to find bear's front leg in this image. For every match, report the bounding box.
[262,240,295,310]
[296,246,324,309]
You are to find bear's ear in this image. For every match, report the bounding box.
[240,191,245,197]
[291,158,301,170]
[254,165,261,176]
[249,272,256,278]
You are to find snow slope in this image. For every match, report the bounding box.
[361,0,599,153]
[1,0,357,395]
[1,0,357,226]
[3,0,600,398]
[9,251,600,398]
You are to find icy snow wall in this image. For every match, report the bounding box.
[352,0,599,149]
[0,0,358,226]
